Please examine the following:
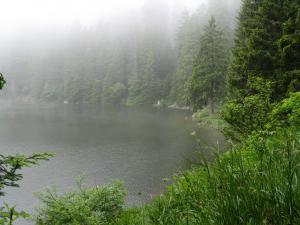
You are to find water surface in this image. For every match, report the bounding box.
[0,103,223,223]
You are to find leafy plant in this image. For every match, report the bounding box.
[35,180,126,225]
[0,153,53,225]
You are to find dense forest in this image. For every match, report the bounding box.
[0,0,300,224]
[0,0,239,107]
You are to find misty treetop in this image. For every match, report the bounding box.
[186,17,229,113]
[1,0,300,224]
[223,0,300,141]
[0,0,240,107]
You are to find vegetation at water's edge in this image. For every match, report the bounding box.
[192,105,226,130]
[0,0,238,107]
[33,93,300,225]
[0,0,299,224]
[32,0,300,223]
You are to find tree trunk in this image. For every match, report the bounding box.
[210,97,215,114]
[210,82,215,114]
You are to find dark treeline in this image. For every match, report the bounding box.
[0,0,240,106]
[0,0,300,224]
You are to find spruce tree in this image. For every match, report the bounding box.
[228,0,261,97]
[169,11,203,106]
[229,0,300,99]
[224,0,300,140]
[277,0,300,95]
[0,74,52,223]
[186,17,228,113]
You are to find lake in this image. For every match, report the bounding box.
[0,103,224,224]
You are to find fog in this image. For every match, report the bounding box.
[0,0,240,104]
[0,1,241,222]
[0,0,203,34]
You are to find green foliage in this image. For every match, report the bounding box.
[103,82,127,106]
[127,78,164,106]
[193,106,226,130]
[0,73,6,90]
[0,73,53,224]
[0,153,53,195]
[31,93,300,225]
[127,49,167,106]
[35,180,126,225]
[269,92,300,128]
[146,127,300,225]
[222,77,272,141]
[111,207,149,225]
[0,153,53,224]
[0,204,30,225]
[169,12,203,106]
[225,0,300,139]
[186,17,228,113]
[2,1,241,107]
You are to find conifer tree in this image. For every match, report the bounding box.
[224,0,300,140]
[228,0,261,97]
[169,11,203,106]
[0,74,52,224]
[229,0,300,99]
[186,17,228,113]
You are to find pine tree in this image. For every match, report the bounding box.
[169,10,203,106]
[276,0,300,95]
[187,17,228,113]
[224,0,300,140]
[229,0,300,99]
[227,0,260,97]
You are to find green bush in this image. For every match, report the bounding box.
[102,83,127,106]
[146,127,300,225]
[0,153,52,225]
[269,92,300,128]
[193,106,226,130]
[32,93,300,225]
[144,94,300,224]
[222,77,272,141]
[111,207,150,225]
[35,181,126,225]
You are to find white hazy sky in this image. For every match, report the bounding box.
[0,0,203,34]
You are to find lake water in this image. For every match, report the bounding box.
[0,103,224,224]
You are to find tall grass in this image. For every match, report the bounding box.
[146,128,300,225]
[34,181,126,225]
[33,129,300,225]
[34,93,300,225]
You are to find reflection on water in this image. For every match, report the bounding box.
[0,103,224,224]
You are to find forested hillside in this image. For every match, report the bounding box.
[1,0,300,224]
[32,0,300,224]
[0,0,239,106]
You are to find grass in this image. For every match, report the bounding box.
[144,127,300,225]
[192,106,226,130]
[33,127,300,225]
[33,94,300,225]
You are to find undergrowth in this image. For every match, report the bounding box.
[34,93,300,225]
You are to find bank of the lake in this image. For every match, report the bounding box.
[0,103,225,224]
[34,93,300,225]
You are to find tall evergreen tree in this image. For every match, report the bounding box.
[187,17,228,113]
[224,0,300,140]
[229,0,300,99]
[227,0,260,97]
[169,10,203,106]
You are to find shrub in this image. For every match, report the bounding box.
[35,180,126,225]
[147,127,300,225]
[269,92,300,128]
[102,83,127,106]
[222,77,272,141]
[0,153,52,225]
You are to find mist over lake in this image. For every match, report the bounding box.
[0,103,223,219]
[0,0,297,224]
